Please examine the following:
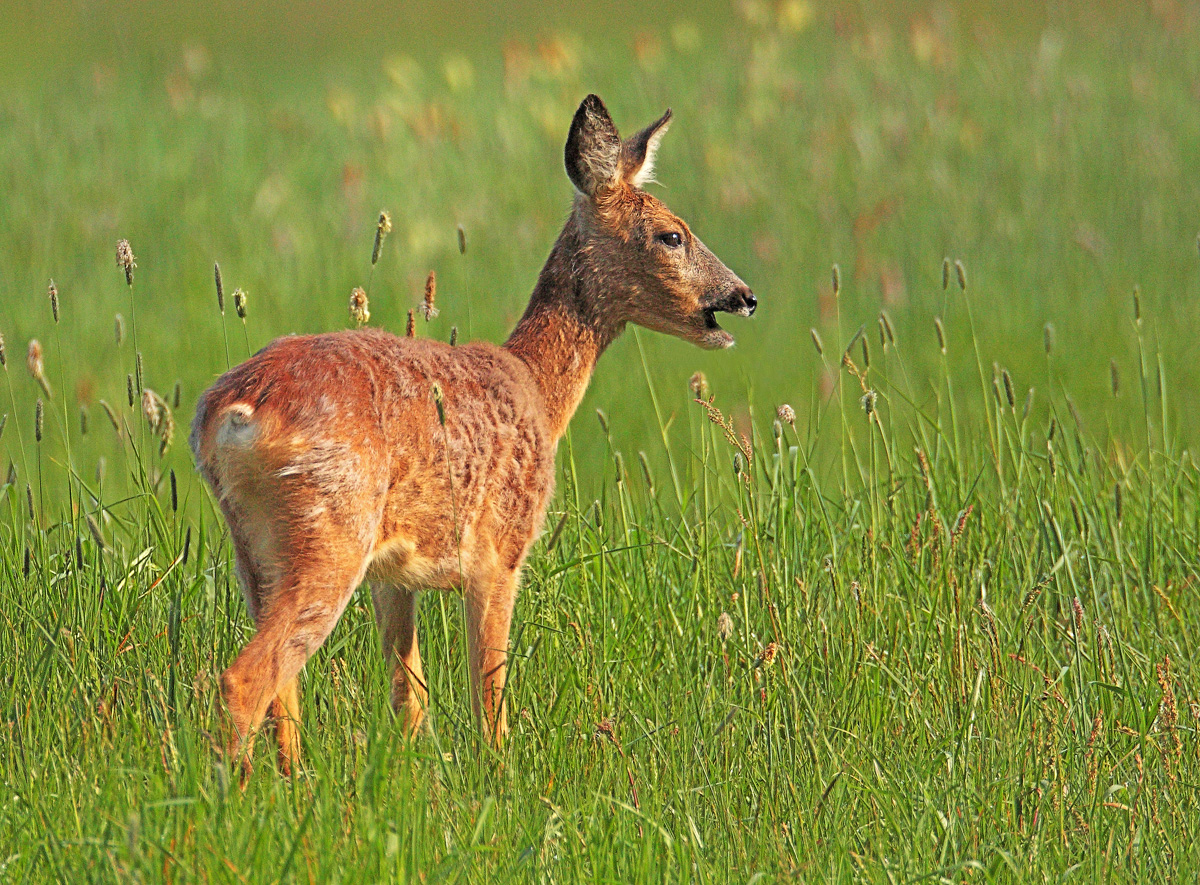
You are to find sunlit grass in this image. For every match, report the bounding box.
[3,3,1200,880]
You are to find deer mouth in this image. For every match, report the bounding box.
[699,287,756,349]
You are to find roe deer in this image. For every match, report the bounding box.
[190,94,755,773]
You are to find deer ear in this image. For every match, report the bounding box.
[565,94,622,198]
[621,109,672,189]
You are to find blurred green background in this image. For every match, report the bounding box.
[2,0,1199,493]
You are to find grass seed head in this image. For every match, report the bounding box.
[1043,322,1054,355]
[810,328,824,356]
[214,262,225,313]
[116,239,136,286]
[457,224,467,255]
[1110,359,1120,397]
[406,309,415,337]
[170,469,178,512]
[100,399,120,433]
[26,483,35,521]
[880,310,896,345]
[449,325,458,346]
[0,328,5,367]
[26,339,44,381]
[1002,368,1015,408]
[349,286,370,326]
[831,263,841,297]
[431,382,445,425]
[372,210,392,266]
[135,351,143,395]
[48,280,59,323]
[1132,285,1141,323]
[114,314,125,346]
[717,611,733,642]
[954,259,967,291]
[34,399,43,442]
[942,257,950,290]
[776,403,795,427]
[934,317,946,353]
[141,389,160,431]
[26,339,51,396]
[595,408,609,434]
[79,405,88,436]
[861,389,877,415]
[141,388,175,455]
[126,374,135,408]
[421,271,439,320]
[233,289,247,319]
[172,380,181,409]
[689,371,708,399]
[638,450,654,491]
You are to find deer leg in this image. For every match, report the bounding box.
[371,582,428,737]
[229,525,304,775]
[269,677,301,776]
[220,553,366,780]
[465,570,518,747]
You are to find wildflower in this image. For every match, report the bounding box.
[689,371,708,399]
[776,403,795,427]
[755,641,779,669]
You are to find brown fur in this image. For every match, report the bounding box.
[190,94,754,774]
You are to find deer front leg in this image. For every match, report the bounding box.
[372,582,428,737]
[465,570,518,747]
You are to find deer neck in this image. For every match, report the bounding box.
[504,218,625,442]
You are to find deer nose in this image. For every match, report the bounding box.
[735,285,757,316]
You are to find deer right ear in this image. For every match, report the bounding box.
[564,94,622,198]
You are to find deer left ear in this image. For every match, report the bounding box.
[565,94,623,198]
[621,109,672,189]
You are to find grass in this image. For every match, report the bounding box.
[3,2,1200,880]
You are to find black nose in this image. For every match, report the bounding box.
[735,285,756,315]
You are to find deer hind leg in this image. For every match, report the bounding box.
[465,569,519,747]
[220,548,368,778]
[372,582,428,737]
[227,517,302,775]
[268,677,301,776]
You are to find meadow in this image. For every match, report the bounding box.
[3,1,1200,880]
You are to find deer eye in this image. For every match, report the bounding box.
[656,231,683,249]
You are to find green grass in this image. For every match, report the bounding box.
[3,2,1200,880]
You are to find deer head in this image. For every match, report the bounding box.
[563,94,756,350]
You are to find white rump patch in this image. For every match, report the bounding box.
[215,403,258,448]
